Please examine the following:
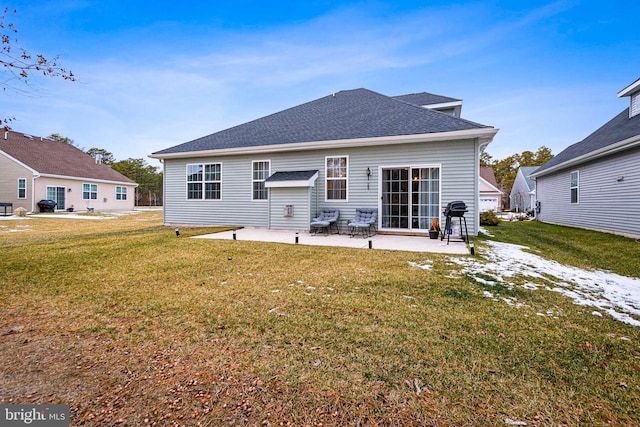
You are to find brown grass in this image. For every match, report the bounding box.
[1,211,639,426]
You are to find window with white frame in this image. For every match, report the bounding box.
[326,156,348,200]
[252,160,270,200]
[116,186,127,200]
[17,178,26,199]
[187,163,221,200]
[570,171,579,204]
[83,183,98,200]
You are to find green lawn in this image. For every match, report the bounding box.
[1,212,638,426]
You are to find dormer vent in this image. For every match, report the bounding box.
[631,93,639,118]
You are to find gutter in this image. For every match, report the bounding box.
[150,128,499,160]
[530,134,640,179]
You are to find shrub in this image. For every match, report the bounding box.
[480,210,502,226]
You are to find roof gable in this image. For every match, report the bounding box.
[480,167,499,187]
[0,131,135,184]
[518,166,539,191]
[152,88,490,156]
[534,108,640,175]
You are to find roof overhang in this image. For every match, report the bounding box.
[479,176,503,194]
[423,100,463,109]
[530,133,640,179]
[265,171,319,188]
[37,173,139,187]
[150,127,498,160]
[618,78,640,98]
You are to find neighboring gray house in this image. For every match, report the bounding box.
[510,166,539,212]
[531,78,640,238]
[150,89,497,236]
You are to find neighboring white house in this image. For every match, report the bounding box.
[150,89,498,236]
[510,166,539,212]
[0,130,137,213]
[479,167,502,212]
[531,78,640,238]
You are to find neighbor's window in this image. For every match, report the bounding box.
[326,156,348,200]
[116,186,127,201]
[252,160,270,200]
[17,178,26,199]
[83,183,98,200]
[570,171,579,204]
[187,163,221,200]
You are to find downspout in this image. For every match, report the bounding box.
[31,173,40,213]
[476,136,493,236]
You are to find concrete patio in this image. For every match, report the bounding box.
[193,228,470,254]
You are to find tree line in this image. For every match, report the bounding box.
[481,146,554,209]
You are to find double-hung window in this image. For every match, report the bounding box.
[83,183,98,200]
[252,160,270,200]
[187,163,221,200]
[326,156,348,201]
[116,186,127,200]
[570,171,579,204]
[17,178,26,199]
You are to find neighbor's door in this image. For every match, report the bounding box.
[46,186,66,210]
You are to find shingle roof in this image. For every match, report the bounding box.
[534,108,640,175]
[152,88,489,156]
[518,166,539,191]
[0,130,135,184]
[480,167,499,187]
[392,92,461,106]
[265,170,319,182]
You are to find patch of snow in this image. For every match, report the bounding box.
[408,260,432,270]
[479,226,494,237]
[449,240,640,327]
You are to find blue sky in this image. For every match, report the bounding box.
[2,1,639,167]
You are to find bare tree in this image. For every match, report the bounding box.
[1,7,75,126]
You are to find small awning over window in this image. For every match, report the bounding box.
[264,170,319,188]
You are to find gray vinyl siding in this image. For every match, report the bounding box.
[536,145,640,238]
[162,138,479,234]
[510,171,531,211]
[269,187,312,230]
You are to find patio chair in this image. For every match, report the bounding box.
[310,208,340,235]
[349,208,378,238]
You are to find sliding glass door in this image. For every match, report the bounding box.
[381,166,440,231]
[46,186,66,211]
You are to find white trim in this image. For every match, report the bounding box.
[17,178,27,199]
[479,176,502,194]
[82,183,98,201]
[186,162,223,201]
[325,155,349,202]
[115,185,128,201]
[422,100,463,109]
[0,150,39,174]
[570,170,579,204]
[530,134,640,178]
[251,159,271,201]
[264,172,319,188]
[377,163,442,233]
[37,173,137,187]
[617,78,640,98]
[149,128,498,160]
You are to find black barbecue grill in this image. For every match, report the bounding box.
[441,200,468,244]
